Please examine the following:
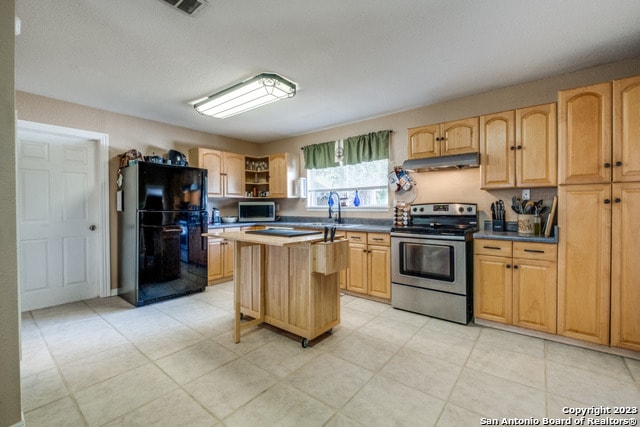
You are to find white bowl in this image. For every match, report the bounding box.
[221,216,238,223]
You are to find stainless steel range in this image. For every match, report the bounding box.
[391,203,478,324]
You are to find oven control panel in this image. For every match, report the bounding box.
[410,203,476,216]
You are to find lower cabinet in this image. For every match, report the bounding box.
[345,232,391,300]
[208,226,260,283]
[474,239,557,334]
[208,238,223,281]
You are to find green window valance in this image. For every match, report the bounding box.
[302,130,390,169]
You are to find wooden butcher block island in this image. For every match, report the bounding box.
[211,229,348,347]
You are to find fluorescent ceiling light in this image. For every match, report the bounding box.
[193,73,297,119]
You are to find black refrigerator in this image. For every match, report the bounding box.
[118,162,208,306]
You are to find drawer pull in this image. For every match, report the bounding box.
[524,249,545,253]
[483,245,502,250]
[372,238,385,241]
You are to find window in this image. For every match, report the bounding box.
[306,159,389,211]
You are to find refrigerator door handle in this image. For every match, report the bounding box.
[201,211,208,251]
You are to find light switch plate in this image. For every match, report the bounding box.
[522,189,530,200]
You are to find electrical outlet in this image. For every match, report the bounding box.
[522,189,531,200]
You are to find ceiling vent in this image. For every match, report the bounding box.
[161,0,208,16]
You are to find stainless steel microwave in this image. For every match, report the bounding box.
[238,201,276,222]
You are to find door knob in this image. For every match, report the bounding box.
[89,225,97,231]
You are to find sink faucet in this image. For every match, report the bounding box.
[328,191,342,224]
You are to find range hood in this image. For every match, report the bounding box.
[402,152,480,171]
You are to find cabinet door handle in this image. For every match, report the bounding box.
[516,145,522,150]
[524,249,545,253]
[614,198,621,203]
[615,161,623,167]
[483,245,502,250]
[506,264,511,269]
[604,162,611,168]
[604,199,611,204]
[513,265,519,269]
[510,146,516,151]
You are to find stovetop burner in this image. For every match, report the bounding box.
[391,202,478,237]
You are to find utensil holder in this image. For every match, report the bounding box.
[517,214,536,234]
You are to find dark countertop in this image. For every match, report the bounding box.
[474,229,558,244]
[208,220,392,234]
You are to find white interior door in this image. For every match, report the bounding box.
[17,128,103,311]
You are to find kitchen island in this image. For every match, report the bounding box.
[208,229,348,347]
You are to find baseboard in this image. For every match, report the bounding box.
[9,413,25,427]
[474,318,640,361]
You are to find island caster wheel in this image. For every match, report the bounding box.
[301,338,309,348]
[326,328,333,335]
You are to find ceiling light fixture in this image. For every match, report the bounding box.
[193,73,297,119]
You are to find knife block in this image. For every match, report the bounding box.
[312,239,348,274]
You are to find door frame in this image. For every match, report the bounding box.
[16,120,111,299]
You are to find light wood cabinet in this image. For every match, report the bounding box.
[408,117,479,159]
[557,75,640,349]
[207,237,224,281]
[557,184,611,345]
[613,75,640,183]
[474,240,513,324]
[474,239,557,334]
[481,103,557,189]
[558,82,612,185]
[222,152,245,197]
[244,153,299,198]
[190,148,223,197]
[229,235,345,346]
[268,153,299,198]
[610,182,640,351]
[347,234,368,294]
[207,228,234,282]
[208,226,261,284]
[345,232,391,300]
[189,148,245,197]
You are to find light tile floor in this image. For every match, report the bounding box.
[20,282,640,426]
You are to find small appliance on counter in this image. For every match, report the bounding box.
[166,149,188,166]
[238,201,276,222]
[211,207,221,224]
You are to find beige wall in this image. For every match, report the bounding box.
[1,2,23,426]
[15,92,261,290]
[262,57,640,225]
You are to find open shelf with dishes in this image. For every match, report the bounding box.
[245,156,270,197]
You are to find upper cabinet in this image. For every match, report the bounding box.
[268,153,299,198]
[481,103,557,189]
[408,117,479,159]
[613,75,640,183]
[222,152,246,197]
[559,76,640,185]
[558,82,612,185]
[189,148,245,198]
[244,152,299,198]
[188,150,301,199]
